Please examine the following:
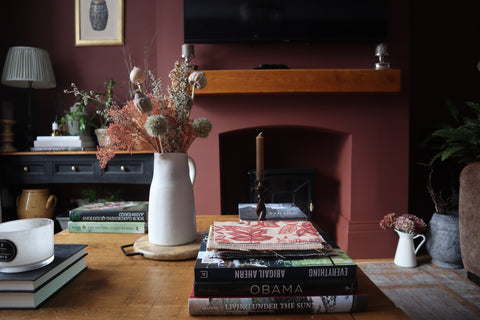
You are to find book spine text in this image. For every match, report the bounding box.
[68,221,146,233]
[69,210,147,222]
[193,278,358,297]
[188,294,367,316]
[194,265,356,282]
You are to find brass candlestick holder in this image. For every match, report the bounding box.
[255,180,266,221]
[0,119,17,152]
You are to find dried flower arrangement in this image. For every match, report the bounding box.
[379,213,427,235]
[97,61,211,168]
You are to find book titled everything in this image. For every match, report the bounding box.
[69,201,148,222]
[195,225,357,283]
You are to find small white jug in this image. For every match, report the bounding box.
[394,230,426,268]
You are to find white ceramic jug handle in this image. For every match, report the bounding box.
[413,234,426,255]
[188,156,196,185]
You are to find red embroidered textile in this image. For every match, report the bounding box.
[207,220,326,251]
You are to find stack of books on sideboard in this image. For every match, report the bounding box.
[31,135,96,151]
[189,220,367,316]
[68,201,148,234]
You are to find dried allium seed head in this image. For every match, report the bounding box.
[130,67,147,84]
[145,115,168,137]
[192,117,212,138]
[188,72,207,89]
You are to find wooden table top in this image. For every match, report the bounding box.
[0,215,408,319]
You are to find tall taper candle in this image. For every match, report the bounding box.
[256,132,264,181]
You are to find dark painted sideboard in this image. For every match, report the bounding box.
[0,151,154,186]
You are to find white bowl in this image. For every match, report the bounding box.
[0,218,54,273]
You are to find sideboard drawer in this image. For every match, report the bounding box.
[104,161,145,175]
[17,162,48,176]
[54,162,96,175]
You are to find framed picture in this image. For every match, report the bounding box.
[75,0,124,46]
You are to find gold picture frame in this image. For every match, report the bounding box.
[75,0,124,46]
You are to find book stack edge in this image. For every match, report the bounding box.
[68,201,148,234]
[0,244,87,309]
[31,135,97,151]
[189,220,366,316]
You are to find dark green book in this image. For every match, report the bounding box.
[69,201,148,222]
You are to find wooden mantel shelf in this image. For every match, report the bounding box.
[195,69,401,95]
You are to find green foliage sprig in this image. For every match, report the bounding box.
[63,78,116,133]
[428,99,480,165]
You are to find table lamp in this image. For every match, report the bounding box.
[1,46,56,148]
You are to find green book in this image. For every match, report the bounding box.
[69,201,148,222]
[68,221,146,233]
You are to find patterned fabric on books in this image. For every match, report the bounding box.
[207,220,327,251]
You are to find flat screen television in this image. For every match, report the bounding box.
[184,0,388,43]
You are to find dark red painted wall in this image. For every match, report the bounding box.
[0,1,411,258]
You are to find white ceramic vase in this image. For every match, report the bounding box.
[394,230,426,268]
[148,153,197,246]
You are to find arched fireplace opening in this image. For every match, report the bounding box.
[219,125,350,239]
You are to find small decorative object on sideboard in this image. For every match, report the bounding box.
[16,188,57,220]
[380,213,427,268]
[0,101,16,152]
[97,61,210,253]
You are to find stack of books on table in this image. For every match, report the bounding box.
[189,220,366,316]
[0,244,87,309]
[31,135,96,151]
[68,201,148,234]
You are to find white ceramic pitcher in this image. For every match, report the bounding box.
[394,230,426,268]
[148,153,197,246]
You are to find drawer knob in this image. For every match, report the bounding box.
[71,166,78,172]
[23,166,29,172]
[121,165,126,172]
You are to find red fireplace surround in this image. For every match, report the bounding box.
[187,70,408,259]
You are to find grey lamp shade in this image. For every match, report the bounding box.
[1,46,56,89]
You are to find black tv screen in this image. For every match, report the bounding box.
[184,0,388,43]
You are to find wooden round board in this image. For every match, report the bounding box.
[133,232,204,261]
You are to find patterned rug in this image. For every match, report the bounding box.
[357,259,480,320]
